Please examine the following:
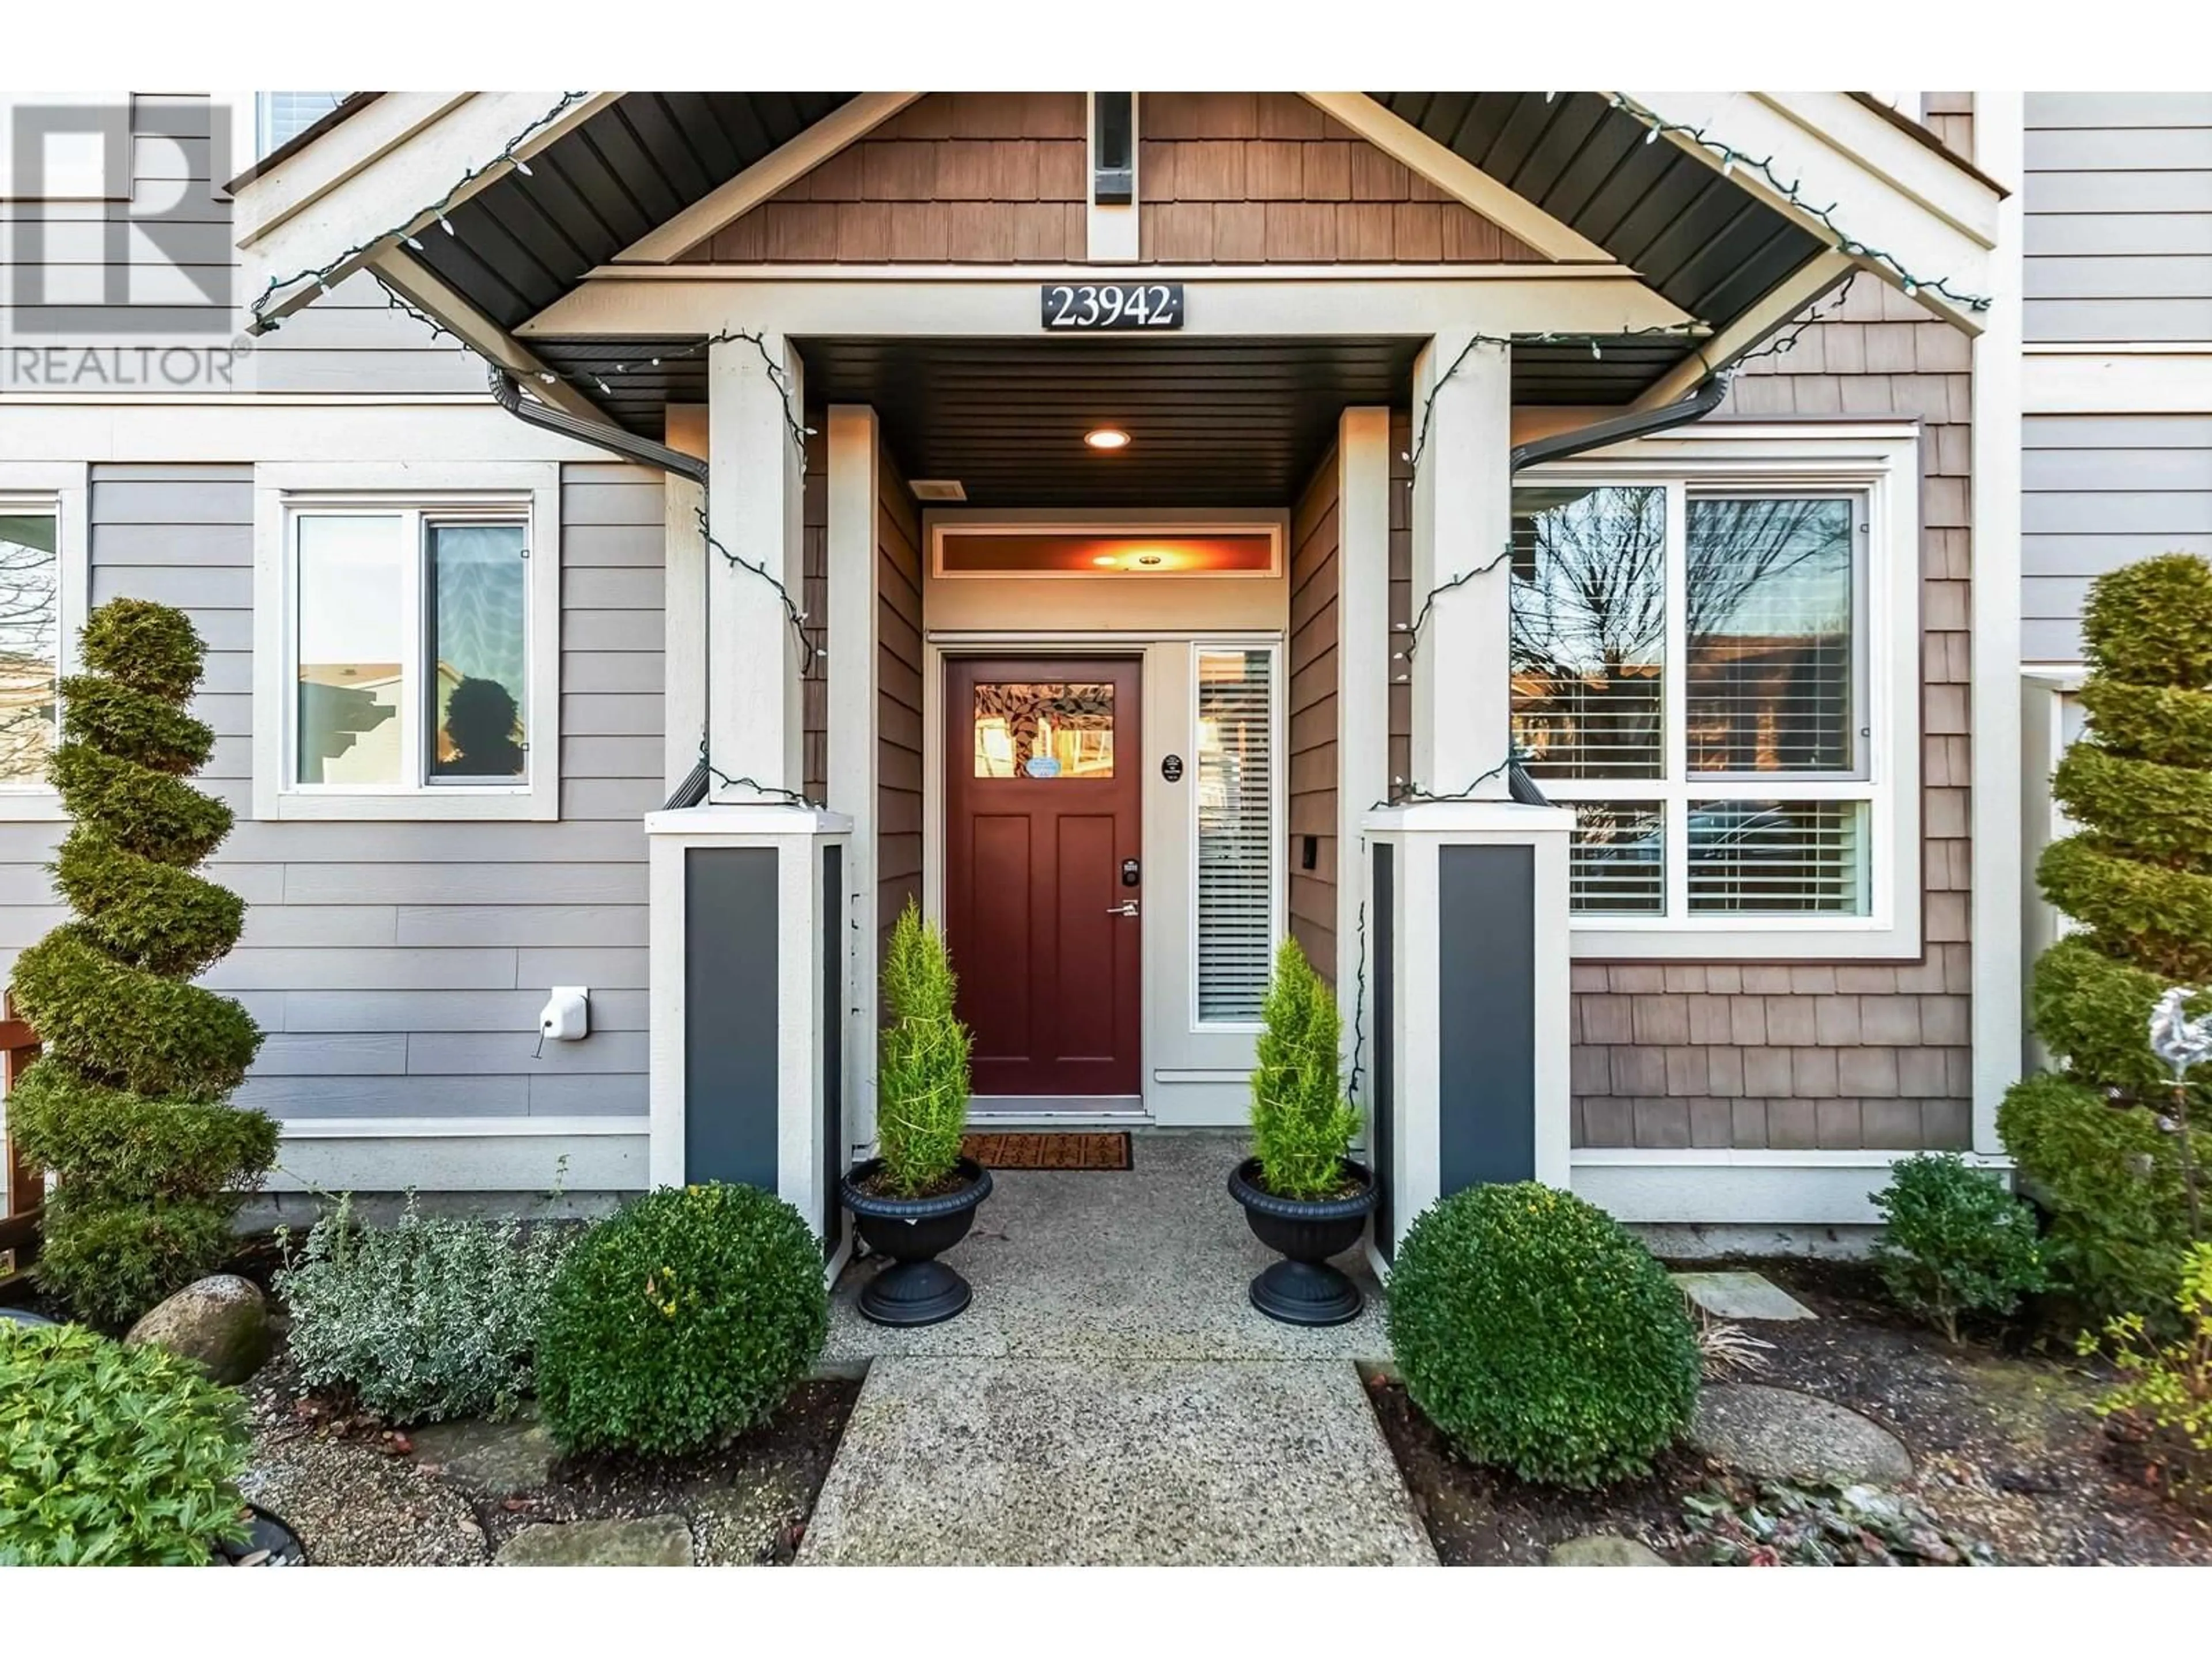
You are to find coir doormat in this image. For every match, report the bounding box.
[959,1132,1132,1171]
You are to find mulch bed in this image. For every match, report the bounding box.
[245,1340,859,1566]
[1371,1256,2212,1566]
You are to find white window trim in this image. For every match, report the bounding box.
[1188,639,1286,1034]
[0,461,89,823]
[1517,425,1922,961]
[252,461,560,821]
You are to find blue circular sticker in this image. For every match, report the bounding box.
[1024,754,1062,778]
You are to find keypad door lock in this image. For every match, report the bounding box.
[1121,857,1141,888]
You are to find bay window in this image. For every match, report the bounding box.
[1508,432,1919,957]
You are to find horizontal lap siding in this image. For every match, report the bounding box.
[0,459,662,1124]
[1289,445,1340,986]
[0,94,478,395]
[2024,415,2212,661]
[2024,93,2212,343]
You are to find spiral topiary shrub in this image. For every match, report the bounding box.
[6,599,272,1327]
[1388,1182,1700,1488]
[535,1182,828,1457]
[2003,553,2212,1321]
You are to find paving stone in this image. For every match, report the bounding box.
[1548,1533,1668,1566]
[1671,1271,1817,1323]
[1691,1384,1913,1487]
[495,1515,694,1567]
[410,1418,558,1495]
[800,1356,1434,1566]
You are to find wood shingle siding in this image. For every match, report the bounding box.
[679,94,1088,264]
[1138,93,1547,265]
[877,440,925,963]
[0,460,666,1125]
[1288,445,1340,986]
[2024,92,2212,342]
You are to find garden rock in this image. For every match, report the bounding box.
[495,1514,694,1566]
[410,1417,556,1496]
[1691,1384,1912,1487]
[124,1274,270,1384]
[1546,1533,1668,1566]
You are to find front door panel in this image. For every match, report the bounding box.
[945,658,1142,1100]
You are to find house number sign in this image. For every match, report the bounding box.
[1040,282,1184,330]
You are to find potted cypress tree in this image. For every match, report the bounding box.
[1228,939,1376,1324]
[840,902,991,1325]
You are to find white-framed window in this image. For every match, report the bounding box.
[255,92,347,158]
[252,463,560,821]
[0,463,88,821]
[1191,641,1282,1027]
[1512,426,1922,960]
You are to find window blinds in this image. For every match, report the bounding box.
[1196,648,1274,1021]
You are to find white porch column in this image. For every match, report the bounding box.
[825,406,881,1153]
[706,332,807,799]
[1406,331,1513,796]
[1335,407,1392,1091]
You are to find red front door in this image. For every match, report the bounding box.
[945,657,1142,1103]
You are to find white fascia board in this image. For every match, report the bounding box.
[237,92,622,329]
[520,273,1694,340]
[1630,251,1855,410]
[1298,93,1614,263]
[370,248,605,423]
[1615,90,1999,332]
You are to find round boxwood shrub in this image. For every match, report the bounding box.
[0,1320,251,1566]
[1387,1182,1699,1488]
[535,1183,828,1457]
[6,598,272,1327]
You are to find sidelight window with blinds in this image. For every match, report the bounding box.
[1510,481,1876,928]
[1194,645,1279,1025]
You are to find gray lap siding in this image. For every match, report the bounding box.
[0,459,661,1124]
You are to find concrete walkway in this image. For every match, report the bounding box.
[801,1132,1433,1566]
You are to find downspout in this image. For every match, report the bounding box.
[1501,367,1733,805]
[487,366,716,806]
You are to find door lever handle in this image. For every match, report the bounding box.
[1107,900,1141,918]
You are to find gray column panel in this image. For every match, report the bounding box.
[684,846,780,1190]
[1437,844,1535,1190]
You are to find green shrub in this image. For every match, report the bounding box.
[274,1194,574,1425]
[1388,1183,1700,1487]
[876,900,971,1196]
[1870,1153,2047,1342]
[2080,1240,2212,1505]
[0,1321,251,1565]
[535,1183,827,1457]
[2006,552,2212,1321]
[1249,937,1359,1200]
[2001,1073,2195,1324]
[6,598,271,1327]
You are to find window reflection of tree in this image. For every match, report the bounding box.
[1510,490,1851,779]
[0,518,60,786]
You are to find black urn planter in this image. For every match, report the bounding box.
[1228,1157,1378,1327]
[214,1504,308,1567]
[841,1156,994,1327]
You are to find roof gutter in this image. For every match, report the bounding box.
[486,366,707,486]
[1502,366,1730,806]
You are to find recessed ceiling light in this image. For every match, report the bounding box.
[1084,427,1131,451]
[1135,553,1165,567]
[1091,555,1118,567]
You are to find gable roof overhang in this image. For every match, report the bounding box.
[232,89,2003,452]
